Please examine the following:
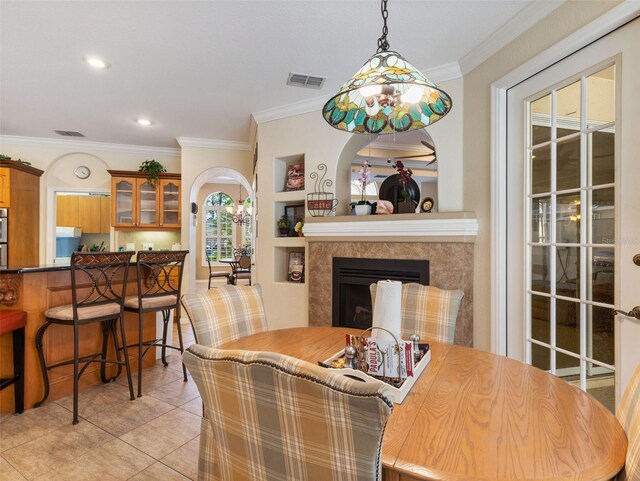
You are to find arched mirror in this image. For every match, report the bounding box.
[350,129,438,213]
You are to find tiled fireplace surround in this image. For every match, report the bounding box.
[306,215,476,346]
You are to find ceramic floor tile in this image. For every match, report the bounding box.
[178,398,203,416]
[0,456,26,481]
[160,436,199,481]
[116,364,184,392]
[120,409,201,460]
[33,438,153,481]
[146,377,199,407]
[84,395,174,437]
[128,462,190,481]
[0,403,71,452]
[2,419,114,479]
[54,381,133,419]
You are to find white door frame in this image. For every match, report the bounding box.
[490,2,640,356]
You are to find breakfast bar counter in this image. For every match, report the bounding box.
[0,264,157,413]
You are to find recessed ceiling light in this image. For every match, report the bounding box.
[136,118,152,126]
[84,56,110,69]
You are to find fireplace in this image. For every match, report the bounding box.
[332,257,429,329]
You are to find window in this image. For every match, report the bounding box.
[203,192,235,264]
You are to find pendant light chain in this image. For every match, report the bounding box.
[377,0,390,52]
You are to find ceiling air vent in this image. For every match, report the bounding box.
[54,130,85,137]
[287,72,326,89]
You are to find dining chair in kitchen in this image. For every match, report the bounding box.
[616,362,640,481]
[229,254,252,285]
[35,251,135,424]
[370,282,464,344]
[206,250,231,289]
[124,250,189,397]
[180,284,267,347]
[183,345,393,481]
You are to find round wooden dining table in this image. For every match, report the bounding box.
[219,327,627,481]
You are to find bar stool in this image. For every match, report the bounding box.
[35,251,135,425]
[0,310,26,414]
[124,250,189,397]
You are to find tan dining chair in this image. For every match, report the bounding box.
[205,250,231,289]
[180,285,267,347]
[35,251,135,424]
[183,345,393,481]
[230,255,252,285]
[370,282,464,344]
[616,363,640,481]
[124,250,189,397]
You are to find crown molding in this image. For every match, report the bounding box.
[175,137,252,151]
[0,135,180,156]
[421,62,462,83]
[459,0,565,75]
[252,95,327,125]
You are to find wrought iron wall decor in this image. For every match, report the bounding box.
[307,163,339,217]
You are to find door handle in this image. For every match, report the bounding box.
[613,306,640,319]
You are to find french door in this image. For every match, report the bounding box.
[506,18,640,408]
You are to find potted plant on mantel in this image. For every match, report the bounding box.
[350,160,374,215]
[138,159,166,185]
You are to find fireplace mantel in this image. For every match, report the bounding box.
[303,212,478,241]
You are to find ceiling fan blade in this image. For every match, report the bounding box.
[393,153,436,160]
[426,158,437,166]
[421,139,435,151]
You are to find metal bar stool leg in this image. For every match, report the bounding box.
[72,324,80,425]
[100,320,111,383]
[12,327,25,414]
[137,310,144,398]
[118,314,135,401]
[161,309,170,367]
[109,318,124,382]
[34,322,51,408]
[174,310,188,382]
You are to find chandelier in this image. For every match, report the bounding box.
[226,186,252,225]
[322,0,451,134]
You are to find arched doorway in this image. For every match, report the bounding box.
[187,167,253,292]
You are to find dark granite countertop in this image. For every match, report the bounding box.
[0,262,72,274]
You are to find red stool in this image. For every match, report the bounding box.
[0,310,26,414]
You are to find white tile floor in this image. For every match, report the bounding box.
[0,319,200,481]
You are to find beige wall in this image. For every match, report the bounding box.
[180,145,253,293]
[462,0,620,351]
[0,138,180,263]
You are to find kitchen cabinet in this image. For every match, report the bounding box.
[0,161,43,267]
[0,168,10,207]
[56,195,110,234]
[108,170,181,230]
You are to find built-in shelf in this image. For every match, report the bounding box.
[274,236,305,247]
[274,246,306,284]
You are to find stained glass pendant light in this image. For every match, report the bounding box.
[322,0,452,134]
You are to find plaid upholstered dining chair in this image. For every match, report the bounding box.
[180,285,267,347]
[370,282,464,344]
[616,363,640,481]
[183,346,393,481]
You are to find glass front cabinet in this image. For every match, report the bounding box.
[109,170,181,229]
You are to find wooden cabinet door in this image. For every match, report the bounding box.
[78,196,101,233]
[0,168,10,207]
[159,179,180,228]
[136,179,159,226]
[112,177,137,227]
[100,196,111,233]
[56,195,79,227]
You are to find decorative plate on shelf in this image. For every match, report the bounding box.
[379,174,420,212]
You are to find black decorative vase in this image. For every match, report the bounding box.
[379,174,420,214]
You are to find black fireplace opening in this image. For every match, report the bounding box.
[332,257,429,329]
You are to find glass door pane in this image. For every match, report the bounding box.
[115,179,134,225]
[138,181,157,225]
[526,64,616,412]
[162,181,179,225]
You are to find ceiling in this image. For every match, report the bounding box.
[0,1,557,149]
